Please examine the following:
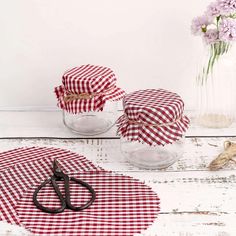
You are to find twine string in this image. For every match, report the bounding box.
[64,86,116,102]
[209,141,236,171]
[126,116,182,128]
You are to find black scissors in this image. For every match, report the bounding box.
[33,159,96,214]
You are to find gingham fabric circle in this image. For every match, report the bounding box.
[117,89,190,146]
[0,147,160,236]
[55,65,125,114]
[0,147,103,224]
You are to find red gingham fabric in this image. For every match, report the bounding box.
[117,89,190,146]
[0,147,102,224]
[0,147,160,236]
[55,65,125,114]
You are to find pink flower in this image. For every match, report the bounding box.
[217,0,236,15]
[219,18,236,41]
[191,15,211,36]
[204,29,219,44]
[206,2,221,19]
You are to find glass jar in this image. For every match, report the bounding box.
[116,89,189,170]
[120,137,185,169]
[55,64,125,136]
[63,101,118,135]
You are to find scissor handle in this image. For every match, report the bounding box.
[33,176,67,214]
[33,174,96,214]
[64,177,96,211]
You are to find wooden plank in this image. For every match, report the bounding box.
[128,171,236,214]
[0,138,235,214]
[144,213,236,236]
[0,210,234,235]
[0,221,31,236]
[0,213,234,236]
[0,111,120,138]
[0,137,235,172]
[1,111,236,138]
[0,138,235,235]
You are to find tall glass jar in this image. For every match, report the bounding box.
[55,64,125,136]
[117,89,190,170]
[196,43,236,128]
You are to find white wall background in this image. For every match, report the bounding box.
[0,0,211,110]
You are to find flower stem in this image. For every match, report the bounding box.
[197,41,231,85]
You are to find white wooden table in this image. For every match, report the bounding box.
[1,111,236,236]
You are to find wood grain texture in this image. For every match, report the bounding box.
[140,213,236,236]
[1,137,235,172]
[0,137,235,235]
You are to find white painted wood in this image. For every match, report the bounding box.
[0,221,32,236]
[0,111,119,138]
[1,111,236,138]
[0,139,235,213]
[142,213,236,236]
[0,138,236,235]
[0,213,234,236]
[0,137,235,172]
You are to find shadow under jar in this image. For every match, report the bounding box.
[117,89,190,170]
[55,64,125,136]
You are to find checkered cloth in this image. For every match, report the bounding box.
[55,65,125,114]
[117,89,190,146]
[0,147,160,236]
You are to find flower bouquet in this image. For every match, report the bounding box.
[192,0,236,83]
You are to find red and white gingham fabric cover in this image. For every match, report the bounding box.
[117,89,190,146]
[0,147,160,236]
[55,65,125,114]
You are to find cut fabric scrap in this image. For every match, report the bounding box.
[0,147,100,224]
[0,147,101,173]
[0,147,160,236]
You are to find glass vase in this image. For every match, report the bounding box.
[196,42,236,128]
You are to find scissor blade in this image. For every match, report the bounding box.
[53,159,63,173]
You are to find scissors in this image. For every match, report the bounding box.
[33,159,96,214]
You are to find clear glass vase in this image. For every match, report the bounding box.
[196,42,236,128]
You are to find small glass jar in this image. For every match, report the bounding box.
[55,64,125,136]
[63,101,118,135]
[117,89,190,169]
[120,137,185,169]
